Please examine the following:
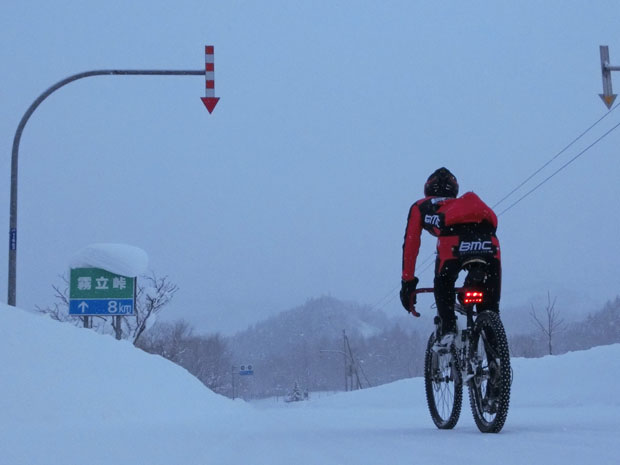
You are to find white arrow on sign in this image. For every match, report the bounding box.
[78,301,89,313]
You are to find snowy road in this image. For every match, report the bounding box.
[2,305,619,465]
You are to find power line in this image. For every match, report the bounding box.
[380,106,620,313]
[497,118,620,216]
[371,250,436,312]
[369,286,398,310]
[418,253,435,274]
[492,102,620,210]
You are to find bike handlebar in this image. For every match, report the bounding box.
[408,286,469,318]
[414,287,435,294]
[414,287,469,294]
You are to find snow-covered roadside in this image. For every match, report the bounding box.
[1,303,618,465]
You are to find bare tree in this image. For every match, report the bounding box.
[137,320,193,362]
[129,273,179,345]
[136,320,232,395]
[36,276,105,329]
[37,272,178,343]
[181,333,232,393]
[36,279,71,323]
[530,291,565,355]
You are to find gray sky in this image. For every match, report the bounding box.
[2,1,620,334]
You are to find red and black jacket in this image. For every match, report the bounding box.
[402,192,498,281]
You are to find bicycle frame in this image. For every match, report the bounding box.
[415,286,487,381]
[411,287,483,317]
[418,282,511,432]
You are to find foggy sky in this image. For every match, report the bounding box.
[1,1,619,333]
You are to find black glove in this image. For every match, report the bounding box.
[399,277,419,312]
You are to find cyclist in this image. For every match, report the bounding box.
[400,167,501,344]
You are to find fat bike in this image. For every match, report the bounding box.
[413,259,511,433]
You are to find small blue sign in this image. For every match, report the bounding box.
[69,299,134,316]
[239,364,254,376]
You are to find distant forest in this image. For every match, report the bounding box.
[137,295,620,400]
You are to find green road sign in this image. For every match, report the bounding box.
[70,268,135,300]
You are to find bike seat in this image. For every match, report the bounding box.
[462,258,489,269]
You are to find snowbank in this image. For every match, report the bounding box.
[0,303,244,427]
[510,347,620,408]
[1,302,619,465]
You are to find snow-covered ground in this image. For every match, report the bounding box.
[1,303,618,465]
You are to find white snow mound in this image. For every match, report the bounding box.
[0,303,244,427]
[70,243,149,277]
[2,300,619,465]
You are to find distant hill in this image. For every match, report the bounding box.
[228,296,426,398]
[232,296,395,349]
[226,293,620,398]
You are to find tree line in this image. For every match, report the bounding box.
[38,278,620,400]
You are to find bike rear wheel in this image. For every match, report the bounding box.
[424,332,463,429]
[468,311,511,433]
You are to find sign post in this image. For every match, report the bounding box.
[69,267,136,315]
[239,364,254,376]
[231,363,254,400]
[599,45,619,109]
[8,45,220,307]
[200,46,220,113]
[69,267,136,338]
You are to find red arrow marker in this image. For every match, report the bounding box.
[201,45,220,113]
[201,96,219,113]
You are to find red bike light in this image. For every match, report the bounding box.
[463,291,484,304]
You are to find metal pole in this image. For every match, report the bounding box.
[114,315,122,340]
[599,46,618,109]
[7,69,204,306]
[231,365,236,400]
[343,330,347,391]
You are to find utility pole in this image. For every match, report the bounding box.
[343,330,348,391]
[343,330,363,390]
[231,365,236,400]
[321,331,370,392]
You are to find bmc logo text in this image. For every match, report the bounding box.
[459,241,492,253]
[424,214,441,227]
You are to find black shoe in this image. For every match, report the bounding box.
[441,317,457,335]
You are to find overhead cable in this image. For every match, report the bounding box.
[377,105,620,312]
[493,102,619,209]
[497,118,620,216]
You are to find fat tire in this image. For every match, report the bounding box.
[468,311,511,433]
[424,332,463,429]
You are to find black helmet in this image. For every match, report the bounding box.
[424,167,459,198]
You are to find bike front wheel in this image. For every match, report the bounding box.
[468,311,511,433]
[424,332,463,429]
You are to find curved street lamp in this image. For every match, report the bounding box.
[8,68,207,306]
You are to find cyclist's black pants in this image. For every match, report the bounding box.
[434,234,502,330]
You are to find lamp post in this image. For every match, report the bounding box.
[7,68,206,306]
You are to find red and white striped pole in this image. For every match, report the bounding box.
[201,45,220,114]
